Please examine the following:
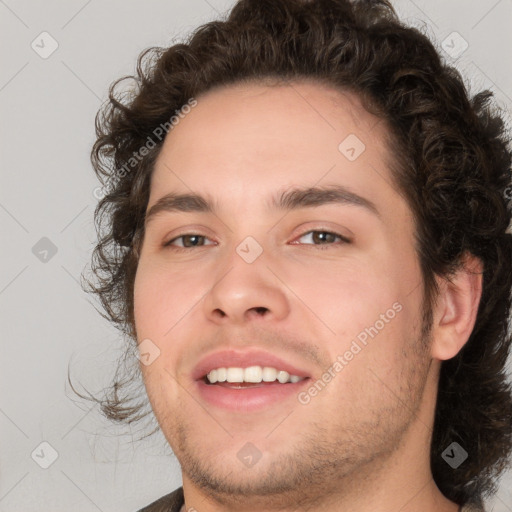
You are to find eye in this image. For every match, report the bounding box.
[292,230,351,246]
[162,230,350,251]
[163,234,216,250]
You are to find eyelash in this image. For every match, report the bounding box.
[163,230,351,252]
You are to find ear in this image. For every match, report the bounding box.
[430,252,483,361]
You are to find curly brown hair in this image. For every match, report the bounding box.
[75,0,512,507]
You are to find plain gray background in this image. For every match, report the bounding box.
[1,0,511,511]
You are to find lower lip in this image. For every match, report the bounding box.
[195,378,310,412]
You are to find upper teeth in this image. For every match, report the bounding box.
[206,366,304,384]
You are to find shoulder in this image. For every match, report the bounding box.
[135,487,184,512]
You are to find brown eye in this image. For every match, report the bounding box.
[164,234,214,249]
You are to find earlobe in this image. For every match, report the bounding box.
[430,253,483,361]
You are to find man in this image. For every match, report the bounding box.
[81,0,512,510]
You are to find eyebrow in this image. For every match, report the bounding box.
[144,184,380,228]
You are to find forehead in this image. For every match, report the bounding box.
[161,79,384,152]
[155,81,388,170]
[149,79,398,210]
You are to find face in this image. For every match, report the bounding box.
[133,80,433,503]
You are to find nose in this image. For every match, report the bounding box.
[202,246,290,325]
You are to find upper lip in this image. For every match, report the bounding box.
[192,349,312,381]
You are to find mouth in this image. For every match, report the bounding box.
[193,352,313,412]
[196,373,310,411]
[202,365,306,387]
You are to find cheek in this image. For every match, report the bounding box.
[133,262,197,407]
[285,253,402,333]
[133,264,162,338]
[284,244,421,369]
[133,259,205,339]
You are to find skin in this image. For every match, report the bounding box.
[133,80,482,512]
